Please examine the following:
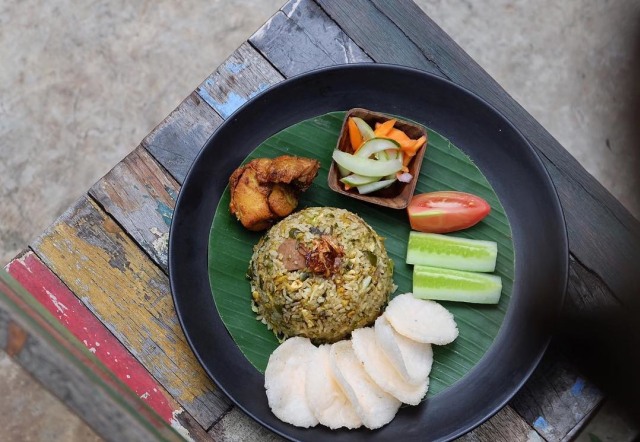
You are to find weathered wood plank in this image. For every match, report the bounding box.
[510,345,603,441]
[563,255,621,315]
[143,43,285,186]
[6,251,213,441]
[250,0,372,78]
[0,268,184,442]
[540,160,640,307]
[30,197,231,429]
[142,92,223,184]
[318,0,640,307]
[210,404,535,441]
[503,256,620,441]
[90,146,179,272]
[459,405,540,442]
[553,255,640,420]
[208,407,284,442]
[304,0,437,74]
[196,42,284,119]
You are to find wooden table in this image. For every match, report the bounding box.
[5,1,639,440]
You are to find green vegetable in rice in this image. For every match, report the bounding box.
[249,207,396,343]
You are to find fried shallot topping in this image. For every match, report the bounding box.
[299,235,345,277]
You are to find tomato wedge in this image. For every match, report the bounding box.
[407,191,491,233]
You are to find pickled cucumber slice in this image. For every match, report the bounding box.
[337,164,351,178]
[355,138,400,158]
[406,231,497,272]
[412,265,502,304]
[340,174,378,187]
[357,178,396,195]
[352,117,375,141]
[332,150,403,177]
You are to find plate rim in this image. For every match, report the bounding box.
[169,63,569,441]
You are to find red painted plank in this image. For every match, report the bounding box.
[6,251,180,425]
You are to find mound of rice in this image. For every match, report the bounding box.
[249,207,395,343]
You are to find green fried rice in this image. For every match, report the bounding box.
[249,207,395,343]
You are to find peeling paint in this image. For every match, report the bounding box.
[6,251,184,425]
[156,201,173,227]
[284,0,303,16]
[12,253,35,273]
[164,187,178,201]
[108,255,128,272]
[31,206,215,417]
[198,88,244,118]
[533,415,551,433]
[150,227,169,258]
[225,61,246,74]
[46,289,69,316]
[571,377,585,396]
[197,81,271,119]
[170,410,194,442]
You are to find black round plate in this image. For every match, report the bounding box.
[169,64,568,441]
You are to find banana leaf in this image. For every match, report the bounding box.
[208,111,513,397]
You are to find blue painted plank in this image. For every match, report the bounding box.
[196,42,283,119]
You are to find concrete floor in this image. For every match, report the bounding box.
[1,0,638,440]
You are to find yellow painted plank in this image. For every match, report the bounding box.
[31,196,230,428]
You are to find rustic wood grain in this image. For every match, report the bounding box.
[143,92,223,184]
[553,255,640,420]
[90,146,179,272]
[317,0,640,307]
[458,406,539,442]
[142,43,286,186]
[208,408,284,442]
[0,270,184,442]
[30,197,230,429]
[196,42,284,119]
[309,0,441,74]
[510,345,603,441]
[564,254,621,315]
[496,256,620,440]
[250,0,371,77]
[6,251,213,441]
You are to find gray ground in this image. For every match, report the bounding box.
[1,0,638,440]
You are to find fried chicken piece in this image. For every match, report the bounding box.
[228,167,273,231]
[253,156,320,190]
[229,155,320,231]
[268,184,298,217]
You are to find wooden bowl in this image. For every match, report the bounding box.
[328,108,427,209]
